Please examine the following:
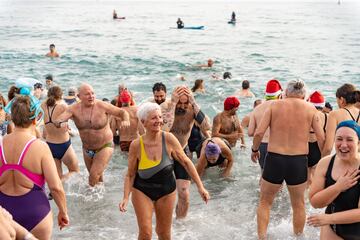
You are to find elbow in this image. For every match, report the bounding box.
[309,198,327,209]
[248,130,254,137]
[49,183,64,195]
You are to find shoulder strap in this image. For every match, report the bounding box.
[0,141,6,165]
[356,110,360,122]
[325,155,336,178]
[47,104,57,123]
[343,108,356,121]
[323,112,328,133]
[18,138,37,165]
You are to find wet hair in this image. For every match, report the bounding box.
[223,72,232,79]
[102,98,109,102]
[152,82,166,93]
[335,84,360,104]
[8,86,20,101]
[68,87,76,96]
[34,83,43,89]
[191,79,204,92]
[11,96,34,128]
[49,44,55,48]
[242,80,250,90]
[45,74,53,81]
[286,79,306,97]
[46,86,63,107]
[253,99,262,108]
[325,102,333,110]
[137,102,161,121]
[110,99,117,106]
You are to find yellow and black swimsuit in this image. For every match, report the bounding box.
[133,132,176,201]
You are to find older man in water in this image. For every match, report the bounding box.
[251,80,325,239]
[169,86,211,218]
[56,83,130,186]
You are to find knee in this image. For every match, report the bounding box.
[177,187,190,202]
[138,230,152,240]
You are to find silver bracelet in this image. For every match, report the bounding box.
[24,232,33,240]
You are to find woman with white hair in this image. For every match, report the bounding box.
[119,102,210,240]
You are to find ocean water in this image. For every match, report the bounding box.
[0,0,360,239]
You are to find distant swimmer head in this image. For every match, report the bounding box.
[224,96,240,114]
[205,142,221,162]
[223,72,232,79]
[242,80,250,90]
[308,91,325,109]
[49,44,55,51]
[265,79,282,100]
[45,74,53,82]
[207,59,214,67]
[102,98,109,103]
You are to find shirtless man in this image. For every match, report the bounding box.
[116,90,144,152]
[196,59,214,68]
[241,99,262,129]
[56,83,130,186]
[234,80,256,98]
[212,96,245,148]
[169,86,211,218]
[248,79,282,170]
[150,82,183,131]
[45,44,60,58]
[251,80,325,239]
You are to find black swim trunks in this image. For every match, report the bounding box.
[259,142,268,169]
[173,145,191,180]
[262,152,308,185]
[308,141,321,168]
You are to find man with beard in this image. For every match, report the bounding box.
[150,82,184,131]
[55,83,130,186]
[169,87,211,218]
[212,96,245,148]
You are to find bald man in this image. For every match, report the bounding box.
[56,83,130,186]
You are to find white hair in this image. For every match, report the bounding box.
[286,79,306,98]
[137,102,161,121]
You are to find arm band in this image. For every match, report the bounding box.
[194,110,205,124]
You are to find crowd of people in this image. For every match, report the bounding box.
[0,73,359,240]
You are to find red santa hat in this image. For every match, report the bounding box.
[265,79,282,97]
[308,91,325,108]
[224,96,240,111]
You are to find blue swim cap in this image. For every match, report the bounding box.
[205,142,221,158]
[336,120,360,139]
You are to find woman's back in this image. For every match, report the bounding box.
[0,132,44,195]
[43,101,69,142]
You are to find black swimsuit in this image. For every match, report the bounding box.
[308,113,327,167]
[133,132,176,201]
[343,108,360,123]
[325,155,360,240]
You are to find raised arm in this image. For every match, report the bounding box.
[119,139,139,212]
[102,101,130,127]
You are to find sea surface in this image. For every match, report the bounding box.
[0,1,360,239]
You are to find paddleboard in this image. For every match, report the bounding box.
[114,17,126,20]
[170,26,204,30]
[228,20,236,24]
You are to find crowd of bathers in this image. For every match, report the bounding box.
[0,73,359,240]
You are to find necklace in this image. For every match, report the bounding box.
[81,104,94,128]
